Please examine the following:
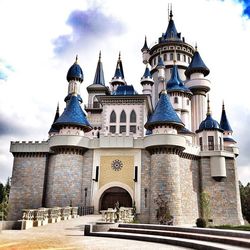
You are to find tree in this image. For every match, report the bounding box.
[239,181,250,223]
[0,178,11,220]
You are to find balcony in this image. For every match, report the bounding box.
[84,103,103,113]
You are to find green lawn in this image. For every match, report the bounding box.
[210,225,250,231]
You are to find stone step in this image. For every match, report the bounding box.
[87,230,249,250]
[119,223,250,239]
[109,227,250,248]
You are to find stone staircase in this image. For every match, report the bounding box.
[85,223,250,250]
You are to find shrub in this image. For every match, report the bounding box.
[196,217,207,228]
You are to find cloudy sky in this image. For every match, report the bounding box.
[0,0,250,185]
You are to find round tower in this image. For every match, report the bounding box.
[185,46,211,132]
[144,91,185,224]
[140,64,154,96]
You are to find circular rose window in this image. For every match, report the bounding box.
[111,159,123,171]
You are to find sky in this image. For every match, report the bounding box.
[0,0,250,185]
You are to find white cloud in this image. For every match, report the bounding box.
[0,0,249,185]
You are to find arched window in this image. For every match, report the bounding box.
[130,110,136,123]
[110,111,116,123]
[174,97,178,104]
[120,110,126,123]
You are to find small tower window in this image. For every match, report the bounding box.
[130,125,136,133]
[110,126,116,134]
[110,111,116,123]
[199,137,203,151]
[183,55,186,62]
[120,125,126,133]
[177,53,180,61]
[170,53,174,60]
[174,97,178,104]
[187,99,189,105]
[130,110,136,123]
[120,110,126,122]
[153,57,156,65]
[219,137,222,150]
[208,136,214,150]
[163,54,167,61]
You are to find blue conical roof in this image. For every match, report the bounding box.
[49,104,60,133]
[66,56,84,82]
[185,50,210,77]
[54,95,92,131]
[157,56,165,68]
[93,52,105,85]
[145,90,184,129]
[167,65,192,94]
[220,103,233,132]
[141,64,154,86]
[163,11,181,41]
[141,36,149,52]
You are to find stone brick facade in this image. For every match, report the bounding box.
[8,154,47,220]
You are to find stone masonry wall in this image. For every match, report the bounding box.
[8,155,47,220]
[137,150,151,223]
[45,150,93,208]
[200,157,244,225]
[150,152,182,225]
[179,158,200,224]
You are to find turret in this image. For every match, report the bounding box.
[86,52,109,112]
[220,101,236,147]
[196,97,225,181]
[110,52,126,92]
[140,64,154,96]
[141,36,150,64]
[64,56,83,104]
[167,62,192,130]
[185,45,211,132]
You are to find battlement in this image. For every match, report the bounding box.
[10,141,49,153]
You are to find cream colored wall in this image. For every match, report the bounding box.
[91,149,141,213]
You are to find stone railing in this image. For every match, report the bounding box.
[21,206,79,230]
[100,207,134,223]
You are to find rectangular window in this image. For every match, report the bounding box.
[208,136,214,150]
[199,137,203,151]
[183,54,186,62]
[170,53,174,60]
[219,137,222,150]
[120,125,126,133]
[110,126,116,134]
[93,101,99,108]
[163,53,167,61]
[177,53,180,61]
[130,125,136,133]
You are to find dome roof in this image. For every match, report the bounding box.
[145,90,184,130]
[196,114,223,133]
[54,95,92,131]
[66,56,84,82]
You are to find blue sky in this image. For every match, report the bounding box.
[0,0,250,185]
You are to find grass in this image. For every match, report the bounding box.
[209,224,250,231]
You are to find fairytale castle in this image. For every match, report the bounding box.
[8,10,244,225]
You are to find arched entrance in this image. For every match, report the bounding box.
[99,186,132,210]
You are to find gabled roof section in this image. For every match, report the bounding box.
[54,95,92,132]
[66,55,84,82]
[185,48,210,77]
[163,10,181,41]
[93,51,105,85]
[112,85,138,96]
[145,90,184,129]
[220,102,233,132]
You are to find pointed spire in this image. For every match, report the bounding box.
[75,54,78,64]
[49,103,60,134]
[169,4,173,20]
[207,95,211,115]
[185,48,210,77]
[141,64,154,86]
[220,101,233,132]
[145,90,184,130]
[111,52,126,85]
[93,51,105,85]
[141,36,149,52]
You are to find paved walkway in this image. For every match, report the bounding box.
[0,215,190,250]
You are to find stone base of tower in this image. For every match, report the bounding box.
[200,157,244,225]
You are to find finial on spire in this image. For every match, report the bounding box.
[99,51,101,61]
[169,3,173,20]
[195,42,198,51]
[222,100,225,110]
[56,102,59,113]
[75,55,78,64]
[207,95,211,115]
[118,51,121,61]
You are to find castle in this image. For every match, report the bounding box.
[8,10,244,225]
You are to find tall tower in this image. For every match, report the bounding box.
[185,46,211,132]
[142,9,194,107]
[144,91,185,224]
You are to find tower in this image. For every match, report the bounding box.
[144,90,185,224]
[185,46,211,132]
[140,64,154,96]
